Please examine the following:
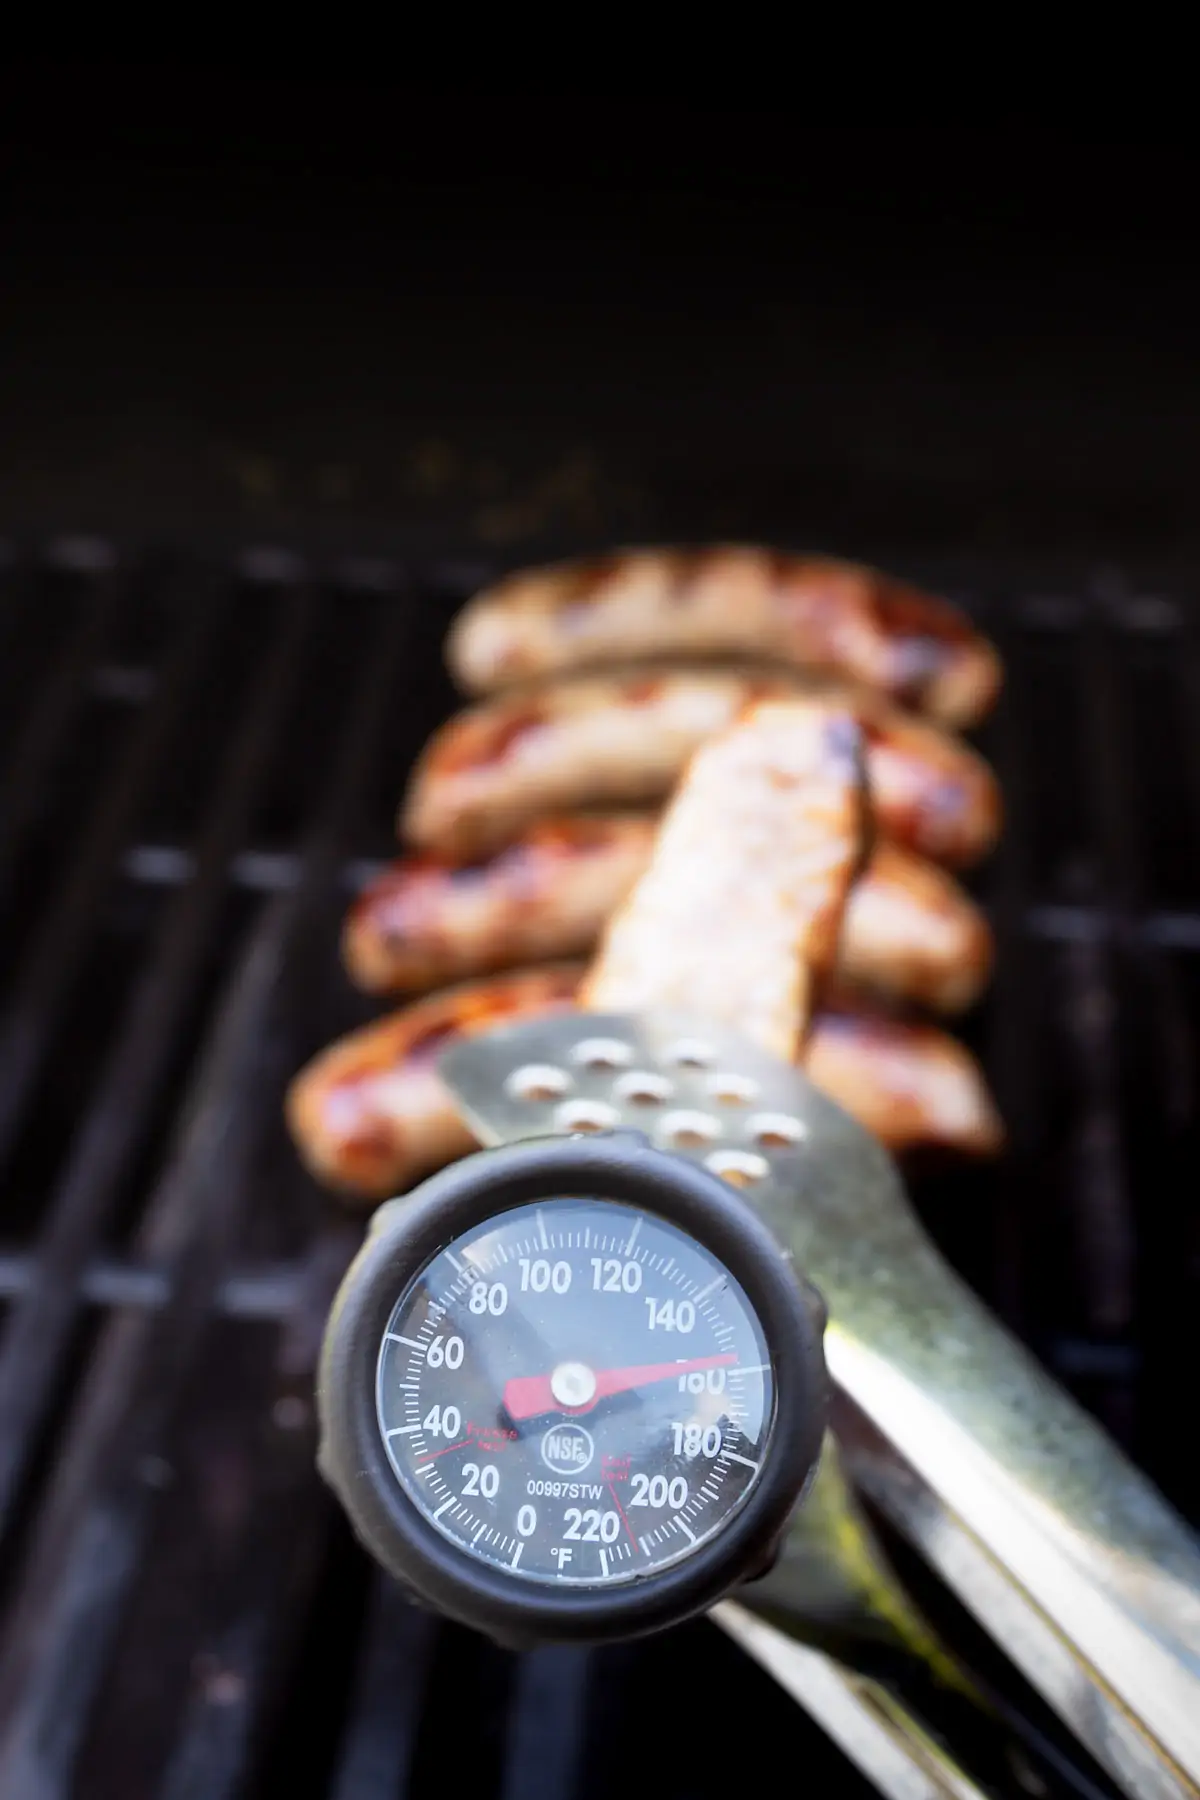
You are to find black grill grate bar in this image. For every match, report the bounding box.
[0,588,319,1536]
[1028,909,1200,949]
[1063,586,1165,1341]
[1179,613,1200,863]
[153,1302,338,1800]
[0,1252,307,1317]
[1124,600,1200,1500]
[114,839,1200,957]
[330,1579,437,1800]
[151,1233,363,1800]
[498,1646,594,1800]
[973,605,1046,1330]
[119,844,385,896]
[86,662,160,703]
[139,817,420,1788]
[0,579,222,1167]
[0,594,414,1799]
[0,571,124,884]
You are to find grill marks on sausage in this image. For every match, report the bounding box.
[581,700,868,1062]
[804,987,1004,1157]
[427,677,671,776]
[359,826,624,948]
[434,704,551,775]
[448,548,1001,727]
[402,671,1001,867]
[287,966,582,1196]
[344,819,992,1014]
[286,964,1001,1200]
[343,816,659,993]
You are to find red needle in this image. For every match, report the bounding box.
[503,1353,739,1421]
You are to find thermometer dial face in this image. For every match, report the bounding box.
[375,1197,774,1587]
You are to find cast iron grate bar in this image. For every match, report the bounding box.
[0,1252,303,1317]
[969,596,1045,1334]
[0,569,124,886]
[1072,578,1195,1451]
[0,583,319,1535]
[1060,593,1139,1346]
[111,835,1200,950]
[0,587,412,1798]
[0,573,220,1165]
[150,1224,367,1800]
[497,1645,594,1800]
[1129,595,1200,1504]
[330,1580,437,1800]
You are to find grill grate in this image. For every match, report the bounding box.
[0,541,1197,1798]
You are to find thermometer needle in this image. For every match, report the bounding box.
[503,1353,739,1420]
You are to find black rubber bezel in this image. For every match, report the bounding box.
[318,1131,827,1647]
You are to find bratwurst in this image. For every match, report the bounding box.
[286,964,1002,1200]
[447,547,1001,728]
[401,669,1001,867]
[578,698,867,1060]
[344,818,992,1015]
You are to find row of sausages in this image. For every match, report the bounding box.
[287,550,1005,1199]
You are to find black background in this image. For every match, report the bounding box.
[4,69,1200,565]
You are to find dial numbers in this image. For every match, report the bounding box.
[375,1197,774,1587]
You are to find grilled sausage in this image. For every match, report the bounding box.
[344,815,657,994]
[839,841,993,1014]
[286,964,581,1198]
[401,670,1001,867]
[286,967,1002,1201]
[580,700,867,1061]
[345,819,992,1015]
[447,547,1001,728]
[804,987,1004,1158]
[581,694,1001,1144]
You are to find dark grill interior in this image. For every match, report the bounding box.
[1,539,1198,1798]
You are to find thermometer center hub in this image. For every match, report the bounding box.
[550,1360,598,1409]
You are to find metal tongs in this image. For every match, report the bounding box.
[442,1009,1200,1800]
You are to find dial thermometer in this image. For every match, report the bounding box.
[319,1131,826,1645]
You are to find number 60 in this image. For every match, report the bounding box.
[426,1335,464,1369]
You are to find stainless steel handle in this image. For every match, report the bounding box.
[714,1603,991,1800]
[437,1012,993,1800]
[440,1008,1200,1799]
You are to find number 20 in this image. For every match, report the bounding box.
[461,1462,499,1499]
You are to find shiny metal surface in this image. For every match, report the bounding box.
[714,1603,990,1800]
[442,1008,1200,1800]
[441,1014,979,1800]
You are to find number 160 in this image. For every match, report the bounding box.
[678,1367,725,1394]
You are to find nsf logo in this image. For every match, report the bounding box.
[540,1422,595,1475]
